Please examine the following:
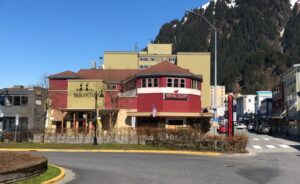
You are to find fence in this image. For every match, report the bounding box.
[29,127,249,153]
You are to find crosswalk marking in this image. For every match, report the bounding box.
[279,144,290,148]
[253,145,262,149]
[266,145,276,149]
[264,138,270,141]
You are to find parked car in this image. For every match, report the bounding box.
[257,124,272,134]
[237,123,247,129]
[217,125,228,134]
[247,123,256,131]
[0,129,34,142]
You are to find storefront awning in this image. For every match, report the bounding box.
[127,112,213,118]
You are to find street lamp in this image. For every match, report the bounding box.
[94,90,104,145]
[186,9,218,117]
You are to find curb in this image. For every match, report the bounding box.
[41,164,65,184]
[0,148,221,157]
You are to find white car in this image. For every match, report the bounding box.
[237,123,247,129]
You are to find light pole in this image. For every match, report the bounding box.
[94,90,104,145]
[186,10,218,117]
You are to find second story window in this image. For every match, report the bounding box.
[192,80,199,89]
[107,84,117,91]
[141,78,159,88]
[167,78,186,88]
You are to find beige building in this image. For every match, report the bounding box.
[210,85,226,108]
[103,43,211,108]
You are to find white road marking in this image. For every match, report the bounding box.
[253,138,260,141]
[279,144,290,148]
[253,145,262,149]
[266,145,276,149]
[264,138,270,141]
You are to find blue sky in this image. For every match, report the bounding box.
[0,0,207,88]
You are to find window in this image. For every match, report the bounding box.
[154,78,158,87]
[248,99,251,103]
[142,79,147,87]
[5,96,12,106]
[174,79,179,87]
[141,78,159,88]
[167,78,186,88]
[147,78,153,87]
[192,80,199,89]
[180,79,185,88]
[140,57,148,61]
[13,96,21,106]
[169,57,176,63]
[167,78,172,87]
[139,65,149,69]
[107,84,117,91]
[0,96,4,106]
[151,58,155,61]
[21,96,28,106]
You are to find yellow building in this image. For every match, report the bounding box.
[67,79,104,110]
[210,85,226,108]
[103,43,211,108]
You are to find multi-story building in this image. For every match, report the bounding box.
[0,86,47,131]
[271,83,285,132]
[103,43,211,109]
[260,98,272,118]
[280,64,300,136]
[255,91,272,115]
[209,85,226,117]
[236,95,256,121]
[47,62,212,132]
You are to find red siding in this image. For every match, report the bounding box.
[161,77,167,87]
[105,91,118,109]
[49,79,68,90]
[186,78,191,88]
[118,97,137,109]
[136,79,141,88]
[137,93,201,113]
[137,94,163,112]
[48,91,67,109]
[189,95,201,112]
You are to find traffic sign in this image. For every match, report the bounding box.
[15,114,19,126]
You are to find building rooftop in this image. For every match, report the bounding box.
[48,71,78,79]
[133,61,202,81]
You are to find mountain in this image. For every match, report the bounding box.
[153,0,300,93]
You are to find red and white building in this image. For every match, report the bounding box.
[48,62,211,131]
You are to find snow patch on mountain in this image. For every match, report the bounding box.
[290,0,300,9]
[198,0,237,11]
[182,17,188,25]
[226,0,237,8]
[280,28,285,37]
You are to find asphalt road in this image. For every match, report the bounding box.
[30,129,300,184]
[39,151,300,184]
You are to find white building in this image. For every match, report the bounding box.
[255,91,272,115]
[236,95,256,121]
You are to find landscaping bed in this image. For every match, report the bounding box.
[0,152,47,183]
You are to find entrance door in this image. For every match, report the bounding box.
[168,120,184,125]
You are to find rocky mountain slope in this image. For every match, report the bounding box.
[153,0,300,93]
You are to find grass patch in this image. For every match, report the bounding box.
[18,165,61,184]
[0,143,168,150]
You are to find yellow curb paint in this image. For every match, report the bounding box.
[0,148,221,156]
[41,164,65,184]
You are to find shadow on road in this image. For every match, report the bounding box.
[269,132,300,143]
